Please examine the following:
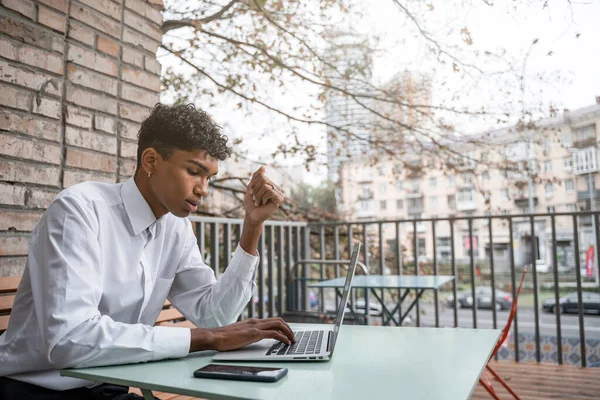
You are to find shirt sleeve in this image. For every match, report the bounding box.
[167,219,258,328]
[27,194,190,369]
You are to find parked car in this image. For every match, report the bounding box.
[525,259,550,273]
[542,292,600,314]
[447,287,513,311]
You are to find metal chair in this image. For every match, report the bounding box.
[478,266,528,400]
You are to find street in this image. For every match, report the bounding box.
[400,303,600,339]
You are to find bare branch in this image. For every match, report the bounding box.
[162,0,239,33]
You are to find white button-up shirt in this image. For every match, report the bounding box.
[0,178,258,390]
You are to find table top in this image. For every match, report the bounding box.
[308,275,455,289]
[62,323,499,400]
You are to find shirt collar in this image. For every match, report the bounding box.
[121,177,157,236]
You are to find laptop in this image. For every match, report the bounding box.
[213,242,361,362]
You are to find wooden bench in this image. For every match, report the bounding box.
[0,276,202,400]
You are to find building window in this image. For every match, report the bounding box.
[448,175,454,185]
[447,194,456,210]
[545,182,554,196]
[379,183,386,194]
[395,180,403,191]
[562,133,572,148]
[501,210,510,215]
[501,189,509,200]
[543,161,552,172]
[564,157,573,170]
[429,177,437,188]
[482,171,490,180]
[542,138,551,152]
[378,166,385,176]
[393,164,402,174]
[565,179,574,192]
[501,169,508,179]
[573,125,596,143]
[481,152,489,162]
[396,199,403,209]
[410,179,420,192]
[567,204,577,212]
[380,200,387,210]
[547,206,555,213]
[484,210,492,217]
[430,196,437,207]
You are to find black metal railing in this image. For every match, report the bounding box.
[189,212,600,367]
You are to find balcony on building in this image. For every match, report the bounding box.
[354,199,375,219]
[514,196,538,208]
[407,198,424,215]
[406,221,426,233]
[357,190,374,201]
[456,189,477,211]
[573,147,598,175]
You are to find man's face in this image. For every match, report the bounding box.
[150,149,218,218]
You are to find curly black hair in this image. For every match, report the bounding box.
[136,103,232,169]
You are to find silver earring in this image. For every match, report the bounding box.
[147,171,151,178]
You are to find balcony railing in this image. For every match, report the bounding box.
[189,211,600,368]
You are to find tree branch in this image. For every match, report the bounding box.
[162,0,239,33]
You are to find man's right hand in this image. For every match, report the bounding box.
[190,317,296,353]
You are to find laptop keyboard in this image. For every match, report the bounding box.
[266,330,324,356]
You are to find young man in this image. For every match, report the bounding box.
[0,104,295,399]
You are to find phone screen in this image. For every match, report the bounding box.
[194,364,288,382]
[198,364,282,376]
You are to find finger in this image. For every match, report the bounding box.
[261,190,284,206]
[253,184,273,205]
[260,330,292,345]
[250,166,266,184]
[258,319,295,342]
[249,175,268,194]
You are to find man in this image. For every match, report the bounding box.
[0,103,295,399]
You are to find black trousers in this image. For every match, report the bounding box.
[0,377,158,400]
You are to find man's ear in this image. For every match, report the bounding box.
[141,148,158,174]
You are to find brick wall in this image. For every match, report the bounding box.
[0,0,164,276]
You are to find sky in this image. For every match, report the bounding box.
[161,0,600,185]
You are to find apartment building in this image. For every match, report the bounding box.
[338,99,600,271]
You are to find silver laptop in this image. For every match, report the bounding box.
[213,243,361,362]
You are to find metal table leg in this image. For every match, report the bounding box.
[141,389,155,400]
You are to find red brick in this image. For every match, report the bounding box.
[122,46,144,68]
[144,57,161,75]
[67,64,118,96]
[120,140,137,159]
[0,109,61,142]
[32,96,62,119]
[0,210,43,231]
[123,27,159,53]
[0,135,62,164]
[124,10,162,42]
[65,105,93,128]
[67,43,118,77]
[63,169,115,187]
[18,46,63,75]
[118,120,140,140]
[66,84,118,115]
[0,235,31,256]
[125,0,145,15]
[38,6,66,33]
[0,83,31,111]
[27,187,59,209]
[66,147,117,173]
[78,0,121,21]
[0,60,63,96]
[0,16,64,54]
[94,114,117,134]
[97,36,120,58]
[120,83,158,107]
[65,126,117,154]
[120,158,137,176]
[70,3,121,39]
[119,102,150,123]
[38,0,68,13]
[1,0,35,21]
[145,6,162,26]
[0,160,61,186]
[0,256,27,275]
[0,182,26,206]
[68,21,95,46]
[122,66,161,92]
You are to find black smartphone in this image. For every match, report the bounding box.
[193,364,288,382]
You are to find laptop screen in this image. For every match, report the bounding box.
[328,242,361,356]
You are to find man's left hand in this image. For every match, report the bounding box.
[244,166,284,224]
